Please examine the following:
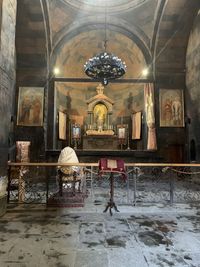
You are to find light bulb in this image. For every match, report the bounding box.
[142,68,149,77]
[53,67,60,75]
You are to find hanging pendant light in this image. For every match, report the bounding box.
[84,5,126,85]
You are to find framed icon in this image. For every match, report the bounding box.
[117,124,127,139]
[17,87,44,126]
[72,124,81,139]
[159,89,184,127]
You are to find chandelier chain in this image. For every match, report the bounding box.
[84,1,127,86]
[104,2,107,51]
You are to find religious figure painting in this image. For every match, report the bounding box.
[159,89,184,127]
[17,87,44,126]
[93,103,108,132]
[72,124,81,139]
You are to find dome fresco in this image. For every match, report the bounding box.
[54,29,147,79]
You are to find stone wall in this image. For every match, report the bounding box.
[0,0,17,175]
[14,0,48,162]
[186,12,200,161]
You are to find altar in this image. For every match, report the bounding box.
[84,84,114,130]
[83,135,119,150]
[82,84,121,150]
[80,84,115,149]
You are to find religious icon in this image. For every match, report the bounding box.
[117,125,127,139]
[118,127,125,139]
[17,87,44,126]
[160,89,184,127]
[71,124,81,149]
[72,124,81,139]
[73,127,80,138]
[93,103,107,132]
[117,124,128,150]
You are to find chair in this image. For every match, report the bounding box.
[57,147,82,196]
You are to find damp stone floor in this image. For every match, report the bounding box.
[1,198,200,267]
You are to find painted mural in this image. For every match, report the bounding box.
[17,87,44,126]
[54,30,147,79]
[159,89,184,127]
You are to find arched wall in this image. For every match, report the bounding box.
[53,29,148,79]
[50,19,152,77]
[15,0,48,161]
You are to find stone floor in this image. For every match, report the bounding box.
[1,195,200,267]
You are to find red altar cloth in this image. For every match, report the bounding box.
[98,158,127,179]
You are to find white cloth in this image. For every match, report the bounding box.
[132,112,141,140]
[58,146,79,173]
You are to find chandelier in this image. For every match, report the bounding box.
[84,52,126,85]
[84,6,126,85]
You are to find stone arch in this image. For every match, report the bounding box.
[50,16,152,71]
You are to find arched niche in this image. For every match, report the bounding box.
[86,84,114,134]
[52,81,146,150]
[53,29,147,79]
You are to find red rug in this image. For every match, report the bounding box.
[47,190,86,207]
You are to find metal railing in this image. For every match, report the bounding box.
[7,162,200,206]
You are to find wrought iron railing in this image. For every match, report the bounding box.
[7,162,200,206]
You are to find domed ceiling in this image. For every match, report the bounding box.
[15,0,200,84]
[49,0,157,47]
[49,0,157,79]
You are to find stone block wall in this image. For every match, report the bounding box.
[0,0,17,175]
[186,12,200,161]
